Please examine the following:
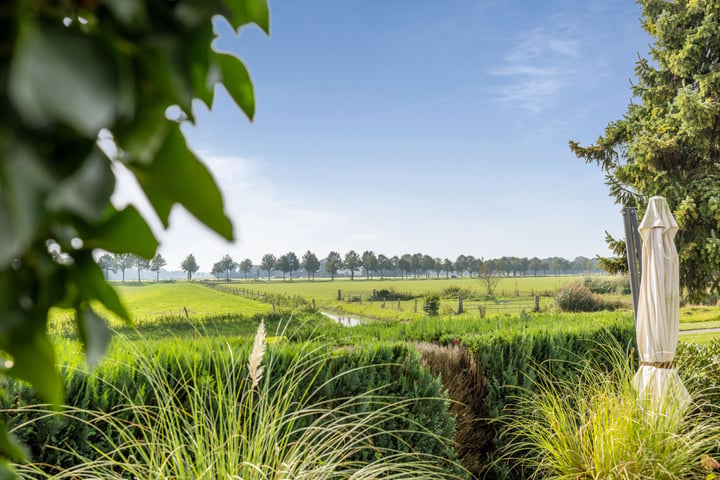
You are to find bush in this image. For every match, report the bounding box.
[5,335,460,476]
[583,276,631,295]
[555,281,606,312]
[423,294,440,316]
[496,337,720,479]
[375,288,414,300]
[440,285,476,300]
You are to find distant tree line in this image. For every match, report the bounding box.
[97,250,603,283]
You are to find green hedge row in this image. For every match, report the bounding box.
[2,340,457,474]
[420,316,636,478]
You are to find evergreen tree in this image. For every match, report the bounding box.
[570,0,720,300]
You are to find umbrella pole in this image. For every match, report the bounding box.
[622,207,641,327]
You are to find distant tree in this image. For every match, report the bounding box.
[217,254,237,281]
[433,258,443,278]
[420,255,434,279]
[286,252,300,281]
[390,255,399,278]
[181,254,199,281]
[442,258,453,278]
[399,254,412,279]
[150,253,167,282]
[261,253,276,281]
[479,258,500,296]
[466,255,477,278]
[411,253,423,279]
[277,252,298,281]
[239,258,254,280]
[114,253,134,282]
[361,250,378,279]
[301,251,320,280]
[344,250,361,281]
[455,255,467,278]
[211,261,223,280]
[98,254,115,280]
[325,251,343,280]
[552,257,570,274]
[528,257,543,276]
[277,255,289,281]
[377,254,391,279]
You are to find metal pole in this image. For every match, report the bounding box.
[622,207,641,326]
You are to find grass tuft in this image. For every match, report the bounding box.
[494,336,720,479]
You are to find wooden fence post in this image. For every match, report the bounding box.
[458,295,463,314]
[338,289,342,301]
[414,299,417,313]
[534,296,540,312]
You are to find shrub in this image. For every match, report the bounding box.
[5,331,461,477]
[554,281,606,312]
[440,285,475,300]
[375,288,414,300]
[423,294,440,316]
[495,337,720,479]
[583,276,631,295]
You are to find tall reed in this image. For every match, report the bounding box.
[494,336,720,479]
[13,321,464,479]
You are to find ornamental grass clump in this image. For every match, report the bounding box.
[13,321,465,479]
[495,337,720,479]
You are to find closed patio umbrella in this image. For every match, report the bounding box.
[633,196,689,407]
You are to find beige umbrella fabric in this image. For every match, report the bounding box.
[632,196,689,407]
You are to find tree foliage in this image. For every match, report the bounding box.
[1,0,268,466]
[301,251,320,280]
[261,253,276,281]
[325,251,342,280]
[149,253,167,282]
[570,0,720,301]
[239,258,254,280]
[132,255,150,283]
[344,250,361,281]
[181,254,200,281]
[97,254,114,280]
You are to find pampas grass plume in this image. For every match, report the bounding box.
[248,320,266,388]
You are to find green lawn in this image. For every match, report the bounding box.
[210,275,583,300]
[49,282,273,329]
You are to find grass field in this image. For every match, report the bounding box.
[45,280,720,342]
[206,275,583,299]
[49,282,273,329]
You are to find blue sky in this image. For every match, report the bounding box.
[113,0,651,271]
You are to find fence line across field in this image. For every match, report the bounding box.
[213,284,544,315]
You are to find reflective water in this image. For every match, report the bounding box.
[321,311,362,327]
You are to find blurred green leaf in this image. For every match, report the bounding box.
[130,124,233,240]
[221,0,270,33]
[0,147,52,268]
[5,331,63,406]
[47,148,115,222]
[8,21,117,137]
[103,0,148,29]
[114,106,169,165]
[77,308,112,368]
[214,52,255,120]
[0,460,17,480]
[73,254,130,323]
[82,206,158,259]
[0,421,27,463]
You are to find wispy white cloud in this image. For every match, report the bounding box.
[490,27,581,113]
[110,152,348,270]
